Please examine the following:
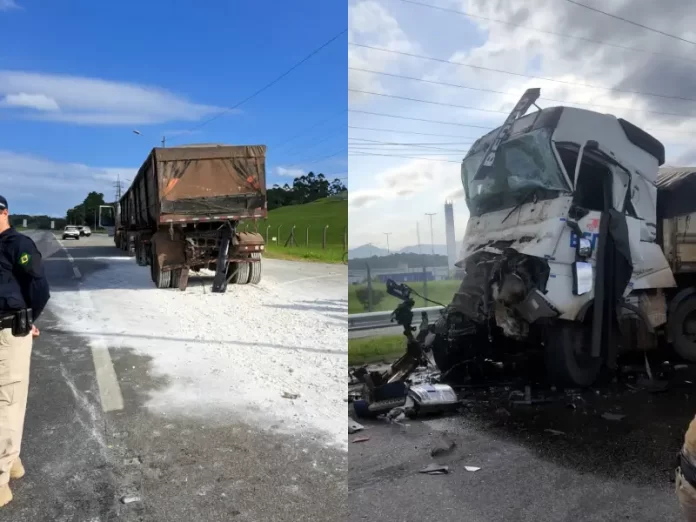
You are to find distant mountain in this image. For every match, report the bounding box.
[348,244,389,259]
[398,244,448,256]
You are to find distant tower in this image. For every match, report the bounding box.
[444,201,457,274]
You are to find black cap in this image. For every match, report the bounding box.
[0,196,6,211]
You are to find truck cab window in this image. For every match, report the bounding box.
[573,156,612,211]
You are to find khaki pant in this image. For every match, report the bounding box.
[678,467,696,522]
[0,328,32,487]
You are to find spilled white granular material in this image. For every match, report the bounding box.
[49,243,347,450]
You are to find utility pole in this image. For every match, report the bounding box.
[416,222,422,254]
[383,232,392,254]
[425,213,437,255]
[161,136,166,147]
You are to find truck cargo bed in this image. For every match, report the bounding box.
[120,144,267,228]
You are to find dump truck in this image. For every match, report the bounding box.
[422,87,696,387]
[113,144,266,292]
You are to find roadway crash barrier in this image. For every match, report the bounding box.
[348,306,444,332]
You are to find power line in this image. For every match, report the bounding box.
[349,138,470,153]
[279,124,347,161]
[350,137,474,145]
[349,151,461,163]
[561,0,696,45]
[349,42,696,104]
[282,147,347,169]
[350,146,467,154]
[272,109,347,151]
[349,125,478,139]
[350,109,495,130]
[349,67,692,119]
[351,99,696,139]
[171,29,347,140]
[390,0,696,64]
[350,88,509,115]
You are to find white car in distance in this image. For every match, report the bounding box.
[62,225,81,240]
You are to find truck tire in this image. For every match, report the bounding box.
[136,242,148,266]
[170,269,181,289]
[544,320,601,388]
[231,261,250,285]
[150,244,171,288]
[669,294,696,362]
[247,253,262,284]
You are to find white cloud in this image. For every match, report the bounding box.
[0,70,227,125]
[0,150,135,215]
[1,92,59,111]
[0,0,20,11]
[275,166,306,178]
[348,1,417,102]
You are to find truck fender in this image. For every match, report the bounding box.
[151,230,186,269]
[235,231,264,247]
[668,287,696,320]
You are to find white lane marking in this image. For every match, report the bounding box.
[90,338,125,412]
[52,234,124,413]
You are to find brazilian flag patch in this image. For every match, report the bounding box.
[19,252,30,266]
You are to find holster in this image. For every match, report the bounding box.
[11,309,32,337]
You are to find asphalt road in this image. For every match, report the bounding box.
[1,231,347,522]
[349,367,696,522]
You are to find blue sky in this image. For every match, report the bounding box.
[0,0,346,216]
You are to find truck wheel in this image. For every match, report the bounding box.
[231,261,250,285]
[170,269,181,288]
[150,244,171,288]
[544,320,601,388]
[669,295,696,362]
[136,242,147,266]
[247,253,262,284]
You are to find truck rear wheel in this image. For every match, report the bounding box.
[136,241,148,266]
[231,261,250,285]
[669,295,696,362]
[150,243,171,288]
[544,320,601,388]
[247,253,262,284]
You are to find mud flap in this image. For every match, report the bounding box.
[212,226,232,293]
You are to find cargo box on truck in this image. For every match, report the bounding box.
[114,144,267,292]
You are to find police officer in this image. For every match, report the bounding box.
[0,195,50,507]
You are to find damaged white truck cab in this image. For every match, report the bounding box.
[436,87,696,387]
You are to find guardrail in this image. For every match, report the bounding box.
[348,306,444,331]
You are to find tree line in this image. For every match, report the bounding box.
[267,172,346,210]
[347,253,449,270]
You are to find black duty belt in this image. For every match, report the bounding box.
[679,451,696,489]
[0,314,14,331]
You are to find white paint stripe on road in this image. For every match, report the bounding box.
[90,338,125,412]
[51,234,124,413]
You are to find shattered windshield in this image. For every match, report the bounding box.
[461,127,570,216]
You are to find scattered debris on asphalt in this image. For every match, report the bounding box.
[349,419,365,434]
[352,436,370,443]
[419,464,449,475]
[464,466,481,472]
[544,429,566,436]
[282,391,300,400]
[601,412,626,421]
[430,435,457,457]
[120,495,142,505]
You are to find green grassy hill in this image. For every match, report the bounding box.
[245,197,347,263]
